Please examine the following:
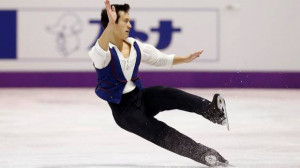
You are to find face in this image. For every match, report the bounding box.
[114,11,132,40]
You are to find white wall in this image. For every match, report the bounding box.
[0,0,299,72]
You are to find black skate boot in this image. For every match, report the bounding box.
[200,149,229,167]
[205,94,229,130]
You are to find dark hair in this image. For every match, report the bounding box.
[101,4,130,29]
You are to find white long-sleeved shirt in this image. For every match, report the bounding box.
[89,37,175,94]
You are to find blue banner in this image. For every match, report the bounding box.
[0,10,17,59]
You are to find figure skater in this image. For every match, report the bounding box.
[89,0,230,166]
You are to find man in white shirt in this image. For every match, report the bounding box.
[89,0,230,167]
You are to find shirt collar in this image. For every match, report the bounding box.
[109,37,135,49]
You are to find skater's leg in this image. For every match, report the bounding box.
[142,86,210,115]
[109,100,227,166]
[142,86,225,124]
[108,90,228,167]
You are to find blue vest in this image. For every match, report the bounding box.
[94,42,143,104]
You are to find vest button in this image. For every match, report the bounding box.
[110,96,113,99]
[115,83,118,86]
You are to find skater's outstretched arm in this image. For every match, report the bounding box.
[139,43,204,68]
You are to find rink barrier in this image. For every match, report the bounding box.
[0,71,299,88]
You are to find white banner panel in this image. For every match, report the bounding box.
[18,10,98,60]
[1,0,300,72]
[18,9,218,62]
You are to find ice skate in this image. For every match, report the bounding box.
[201,149,230,167]
[210,94,230,131]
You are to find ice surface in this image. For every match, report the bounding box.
[0,88,299,168]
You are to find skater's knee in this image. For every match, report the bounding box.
[154,85,174,92]
[112,115,129,130]
[113,113,147,132]
[144,85,167,93]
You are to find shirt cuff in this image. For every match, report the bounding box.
[166,54,175,69]
[95,41,110,56]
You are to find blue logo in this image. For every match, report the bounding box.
[89,20,181,49]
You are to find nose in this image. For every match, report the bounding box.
[128,22,132,29]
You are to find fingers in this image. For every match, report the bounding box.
[193,50,204,57]
[197,49,204,54]
[105,0,111,11]
[185,50,204,63]
[105,0,116,14]
[105,0,109,9]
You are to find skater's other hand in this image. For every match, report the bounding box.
[185,49,204,63]
[105,0,117,24]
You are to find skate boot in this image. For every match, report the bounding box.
[201,149,229,167]
[207,94,230,130]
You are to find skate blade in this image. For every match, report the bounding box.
[217,96,230,131]
[205,156,233,167]
[224,106,230,131]
[214,161,235,167]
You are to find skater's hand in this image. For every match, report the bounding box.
[185,50,204,63]
[172,50,204,65]
[105,0,117,25]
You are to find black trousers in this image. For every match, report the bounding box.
[108,86,219,164]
